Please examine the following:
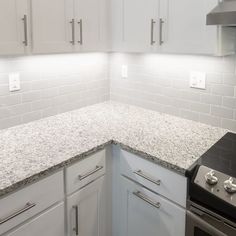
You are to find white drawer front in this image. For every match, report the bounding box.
[0,171,64,235]
[6,203,65,236]
[120,150,187,207]
[66,150,106,194]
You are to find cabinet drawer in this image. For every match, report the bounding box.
[120,150,187,207]
[6,202,65,236]
[120,176,186,236]
[0,171,64,235]
[66,150,106,194]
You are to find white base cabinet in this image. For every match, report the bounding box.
[5,203,65,236]
[67,176,106,236]
[119,176,186,236]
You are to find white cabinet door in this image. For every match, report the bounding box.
[67,176,107,236]
[111,0,160,52]
[31,0,74,54]
[6,203,65,236]
[124,0,160,52]
[0,0,28,55]
[161,0,218,55]
[120,176,185,236]
[74,0,101,51]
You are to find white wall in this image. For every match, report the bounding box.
[110,53,236,132]
[0,53,109,129]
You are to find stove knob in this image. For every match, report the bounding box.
[224,177,236,194]
[205,170,218,185]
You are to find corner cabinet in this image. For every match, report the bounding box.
[120,177,185,236]
[0,0,29,55]
[113,149,187,236]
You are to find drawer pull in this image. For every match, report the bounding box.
[133,191,161,209]
[73,205,79,235]
[78,166,103,181]
[134,170,161,185]
[0,202,36,225]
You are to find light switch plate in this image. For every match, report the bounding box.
[189,71,206,90]
[121,65,128,79]
[9,73,20,92]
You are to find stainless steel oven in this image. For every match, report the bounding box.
[186,201,236,236]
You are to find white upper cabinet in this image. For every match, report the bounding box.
[31,0,74,54]
[111,0,160,52]
[74,0,101,51]
[161,0,219,55]
[31,0,107,54]
[0,0,28,55]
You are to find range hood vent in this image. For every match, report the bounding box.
[207,0,236,26]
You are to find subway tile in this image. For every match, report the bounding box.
[211,84,234,96]
[222,119,236,132]
[190,102,210,114]
[201,94,222,105]
[223,74,236,86]
[181,91,201,102]
[22,111,42,123]
[0,94,21,106]
[199,114,221,127]
[10,103,31,116]
[180,109,199,122]
[223,97,236,109]
[211,105,234,119]
[0,116,22,130]
[22,91,41,103]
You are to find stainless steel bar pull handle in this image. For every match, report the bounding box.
[70,19,75,45]
[78,165,103,181]
[133,170,161,185]
[0,202,36,225]
[22,15,28,46]
[159,18,164,45]
[73,205,79,235]
[78,19,83,45]
[133,191,161,209]
[151,19,156,45]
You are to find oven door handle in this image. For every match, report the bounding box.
[187,211,227,236]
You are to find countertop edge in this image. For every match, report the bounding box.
[0,140,188,199]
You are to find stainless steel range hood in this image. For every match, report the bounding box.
[207,0,236,26]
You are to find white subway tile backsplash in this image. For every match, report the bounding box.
[0,53,109,129]
[110,53,236,131]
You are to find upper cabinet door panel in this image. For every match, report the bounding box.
[161,0,218,55]
[74,0,101,51]
[122,0,160,52]
[0,0,28,55]
[31,0,73,54]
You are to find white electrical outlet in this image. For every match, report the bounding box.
[189,71,206,90]
[9,73,21,92]
[121,65,128,79]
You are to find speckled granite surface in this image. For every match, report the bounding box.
[0,102,227,197]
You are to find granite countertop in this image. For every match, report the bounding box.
[0,101,227,197]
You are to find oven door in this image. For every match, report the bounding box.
[186,204,236,236]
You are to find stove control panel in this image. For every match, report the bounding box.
[194,166,236,207]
